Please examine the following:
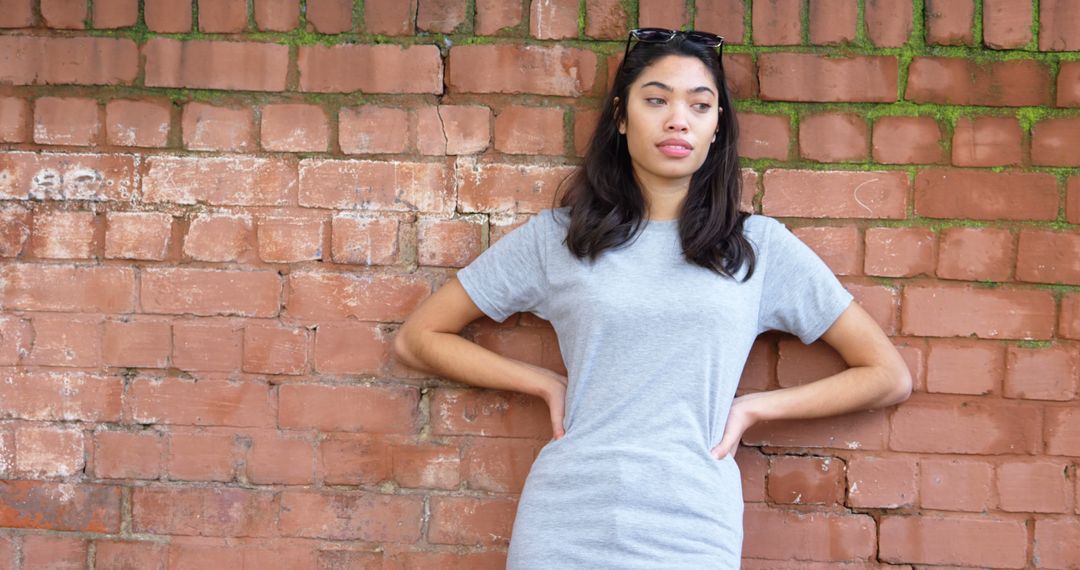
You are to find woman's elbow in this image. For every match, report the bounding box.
[885,365,913,406]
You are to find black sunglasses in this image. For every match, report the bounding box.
[622,27,725,63]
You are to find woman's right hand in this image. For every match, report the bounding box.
[517,361,568,440]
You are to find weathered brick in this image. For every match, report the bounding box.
[298,159,451,213]
[447,44,597,96]
[298,44,442,93]
[33,97,100,146]
[143,155,296,207]
[144,38,289,91]
[106,99,171,147]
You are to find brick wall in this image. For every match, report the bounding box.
[0,0,1078,567]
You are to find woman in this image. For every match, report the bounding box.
[394,28,912,569]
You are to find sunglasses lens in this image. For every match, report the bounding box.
[633,28,675,42]
[686,31,722,47]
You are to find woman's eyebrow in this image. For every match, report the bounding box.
[640,80,716,97]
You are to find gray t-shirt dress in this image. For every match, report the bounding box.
[455,206,853,569]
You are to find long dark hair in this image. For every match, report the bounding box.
[552,34,757,282]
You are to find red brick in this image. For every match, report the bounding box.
[278,383,420,433]
[447,44,597,96]
[1047,406,1080,456]
[808,0,857,44]
[143,155,296,206]
[0,313,32,365]
[364,0,416,35]
[789,225,860,275]
[307,0,352,33]
[0,263,135,313]
[759,53,897,102]
[417,216,483,267]
[280,491,424,541]
[105,211,172,260]
[639,0,688,29]
[33,97,99,146]
[742,503,876,561]
[1035,519,1080,569]
[144,38,289,91]
[583,0,625,39]
[906,57,1051,106]
[142,267,280,317]
[427,496,515,546]
[925,338,1003,395]
[14,425,84,477]
[395,442,462,489]
[319,433,392,485]
[0,371,121,422]
[799,112,867,162]
[0,204,30,259]
[0,97,28,142]
[456,162,575,214]
[890,398,1041,454]
[925,0,974,45]
[0,0,33,27]
[313,322,391,375]
[338,105,408,154]
[864,0,912,47]
[102,318,171,368]
[737,113,790,160]
[106,99,171,147]
[766,455,844,505]
[696,0,746,44]
[919,457,993,511]
[530,0,577,39]
[256,213,324,263]
[880,515,1027,566]
[198,0,248,32]
[93,430,163,479]
[1062,291,1080,341]
[0,481,120,532]
[914,168,1058,220]
[1003,344,1078,401]
[260,103,328,152]
[0,151,136,201]
[21,535,87,569]
[1032,117,1080,166]
[573,107,600,157]
[984,0,1033,49]
[244,429,314,484]
[299,44,442,93]
[242,322,308,374]
[417,0,466,33]
[864,227,935,277]
[23,314,103,367]
[173,319,242,374]
[1069,176,1080,224]
[183,213,253,262]
[181,102,254,151]
[1016,229,1080,285]
[775,336,848,388]
[762,169,907,218]
[871,116,946,164]
[1058,62,1080,106]
[166,429,237,481]
[752,0,801,45]
[254,0,299,31]
[330,215,400,265]
[845,455,916,508]
[415,105,491,155]
[494,105,565,155]
[1040,0,1080,51]
[94,540,167,570]
[93,0,138,28]
[902,284,1055,339]
[145,0,192,32]
[997,459,1072,513]
[299,158,452,212]
[28,210,96,259]
[127,375,273,427]
[41,0,87,29]
[133,486,276,536]
[951,116,1022,166]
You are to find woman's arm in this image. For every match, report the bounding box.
[394,276,568,437]
[711,301,912,459]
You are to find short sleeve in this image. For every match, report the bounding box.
[456,212,550,323]
[757,218,853,344]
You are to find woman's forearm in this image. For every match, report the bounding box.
[394,328,554,399]
[743,365,911,423]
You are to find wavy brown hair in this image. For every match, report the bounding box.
[552,34,756,282]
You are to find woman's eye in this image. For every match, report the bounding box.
[646,97,665,105]
[694,103,711,111]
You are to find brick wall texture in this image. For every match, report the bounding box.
[0,0,1079,568]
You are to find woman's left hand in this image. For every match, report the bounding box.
[710,392,767,460]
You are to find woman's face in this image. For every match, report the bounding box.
[615,55,722,188]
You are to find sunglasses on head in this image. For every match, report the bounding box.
[622,27,725,63]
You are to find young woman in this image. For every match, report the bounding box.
[394,28,912,569]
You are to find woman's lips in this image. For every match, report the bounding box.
[657,144,692,158]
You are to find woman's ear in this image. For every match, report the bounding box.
[612,96,625,134]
